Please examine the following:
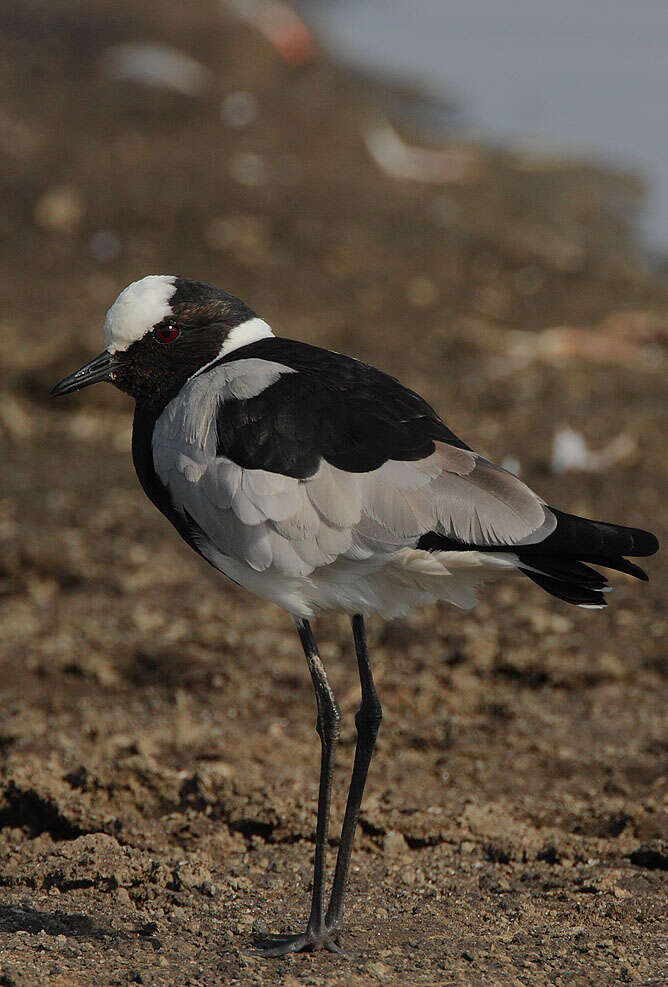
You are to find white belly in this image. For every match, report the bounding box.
[200,543,521,619]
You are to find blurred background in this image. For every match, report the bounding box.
[1,2,666,984]
[304,0,668,250]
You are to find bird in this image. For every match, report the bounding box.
[52,275,658,956]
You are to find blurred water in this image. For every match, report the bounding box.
[302,0,668,249]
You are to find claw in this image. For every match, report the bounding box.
[251,927,348,958]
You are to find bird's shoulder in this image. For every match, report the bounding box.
[194,337,470,477]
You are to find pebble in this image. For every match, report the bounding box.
[384,830,409,856]
[116,887,132,908]
[369,961,392,980]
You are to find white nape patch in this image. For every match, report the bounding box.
[191,317,275,380]
[104,275,177,353]
[220,317,274,356]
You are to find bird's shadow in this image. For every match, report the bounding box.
[0,902,127,941]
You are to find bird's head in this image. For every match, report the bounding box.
[51,275,273,405]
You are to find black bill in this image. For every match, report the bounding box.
[51,350,119,396]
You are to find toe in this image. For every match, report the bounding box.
[252,933,309,957]
[251,929,348,958]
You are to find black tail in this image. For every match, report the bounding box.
[516,509,659,608]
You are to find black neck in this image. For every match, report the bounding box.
[132,402,198,551]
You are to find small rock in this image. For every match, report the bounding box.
[176,862,213,890]
[229,875,252,891]
[384,830,409,856]
[400,866,416,886]
[369,961,392,980]
[116,887,132,908]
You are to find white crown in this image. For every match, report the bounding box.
[104,275,177,353]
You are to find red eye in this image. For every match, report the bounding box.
[154,324,180,344]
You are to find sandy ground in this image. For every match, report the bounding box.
[1,1,666,984]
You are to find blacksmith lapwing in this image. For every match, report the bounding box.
[52,276,658,956]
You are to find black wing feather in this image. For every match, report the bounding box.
[214,338,469,478]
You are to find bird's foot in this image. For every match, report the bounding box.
[252,925,346,958]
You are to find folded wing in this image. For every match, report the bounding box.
[151,349,557,579]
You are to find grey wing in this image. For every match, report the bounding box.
[354,443,556,549]
[153,366,555,579]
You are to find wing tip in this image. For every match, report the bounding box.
[633,529,659,557]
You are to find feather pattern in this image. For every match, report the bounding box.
[151,356,558,617]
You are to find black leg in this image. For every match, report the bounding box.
[326,614,382,933]
[254,617,343,957]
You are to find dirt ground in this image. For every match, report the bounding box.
[1,1,666,984]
